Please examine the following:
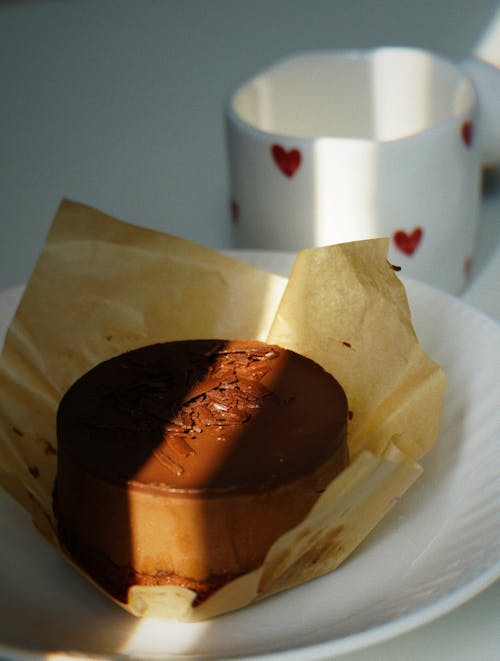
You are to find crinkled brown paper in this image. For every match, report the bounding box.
[0,199,445,621]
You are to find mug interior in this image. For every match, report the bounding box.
[232,49,476,141]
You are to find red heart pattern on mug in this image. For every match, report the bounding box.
[393,227,423,256]
[230,198,240,224]
[464,256,473,280]
[461,121,473,148]
[271,144,302,178]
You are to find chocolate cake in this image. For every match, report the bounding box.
[55,339,348,602]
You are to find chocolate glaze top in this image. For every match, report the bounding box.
[57,340,348,495]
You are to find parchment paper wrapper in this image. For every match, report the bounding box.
[0,199,445,621]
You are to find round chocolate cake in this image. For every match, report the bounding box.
[55,339,348,602]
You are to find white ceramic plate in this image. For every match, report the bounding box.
[0,252,499,661]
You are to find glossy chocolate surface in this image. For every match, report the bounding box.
[57,340,348,494]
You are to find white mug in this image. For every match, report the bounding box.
[225,47,500,294]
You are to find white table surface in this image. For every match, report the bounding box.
[0,1,499,659]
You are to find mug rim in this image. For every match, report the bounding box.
[225,46,478,145]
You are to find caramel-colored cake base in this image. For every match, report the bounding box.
[55,340,348,602]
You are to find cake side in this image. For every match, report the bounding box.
[55,443,348,603]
